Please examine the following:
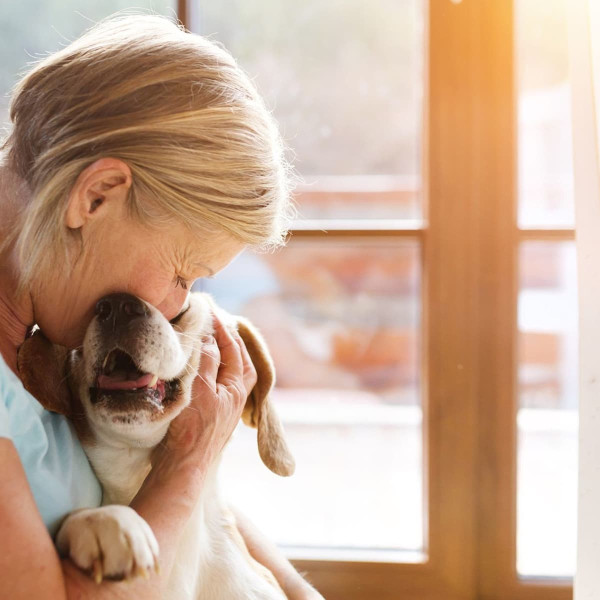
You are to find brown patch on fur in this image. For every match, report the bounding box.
[17,330,93,443]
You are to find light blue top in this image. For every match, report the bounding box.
[0,354,102,537]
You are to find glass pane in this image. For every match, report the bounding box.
[516,0,574,227]
[517,241,578,577]
[0,2,176,126]
[190,0,424,221]
[194,239,423,556]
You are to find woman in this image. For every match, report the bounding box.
[0,14,320,599]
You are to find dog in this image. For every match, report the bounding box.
[17,291,295,600]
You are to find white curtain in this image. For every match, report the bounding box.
[569,0,600,597]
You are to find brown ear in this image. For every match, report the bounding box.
[237,317,295,477]
[17,330,72,416]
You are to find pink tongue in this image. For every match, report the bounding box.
[97,372,154,391]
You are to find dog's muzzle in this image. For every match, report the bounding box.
[89,293,180,413]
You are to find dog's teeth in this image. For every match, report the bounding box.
[92,559,103,584]
[149,374,159,387]
[102,354,109,369]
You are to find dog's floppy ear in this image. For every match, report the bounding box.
[237,317,295,477]
[17,330,72,417]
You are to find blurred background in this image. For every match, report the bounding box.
[0,0,578,589]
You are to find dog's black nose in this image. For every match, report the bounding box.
[95,293,149,330]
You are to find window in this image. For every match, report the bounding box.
[191,0,426,565]
[0,1,176,126]
[516,0,577,583]
[194,1,577,597]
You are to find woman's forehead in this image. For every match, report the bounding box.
[171,227,245,273]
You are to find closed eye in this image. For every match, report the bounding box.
[170,305,190,326]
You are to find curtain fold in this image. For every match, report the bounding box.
[568,0,600,597]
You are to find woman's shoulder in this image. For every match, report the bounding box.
[0,352,102,535]
[0,350,47,436]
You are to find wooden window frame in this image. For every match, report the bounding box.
[179,1,574,598]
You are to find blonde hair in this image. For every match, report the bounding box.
[3,14,294,293]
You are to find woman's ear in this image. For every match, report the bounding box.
[237,317,295,477]
[65,158,132,229]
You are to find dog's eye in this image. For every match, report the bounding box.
[169,306,190,326]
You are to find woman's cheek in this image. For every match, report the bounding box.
[154,286,189,321]
[128,270,175,311]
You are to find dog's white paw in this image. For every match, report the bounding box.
[56,505,159,583]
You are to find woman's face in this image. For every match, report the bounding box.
[32,210,245,349]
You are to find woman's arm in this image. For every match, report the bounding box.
[129,316,259,581]
[0,439,67,599]
[232,508,325,600]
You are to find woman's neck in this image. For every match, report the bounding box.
[0,161,34,374]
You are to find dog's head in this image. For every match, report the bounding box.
[17,292,294,477]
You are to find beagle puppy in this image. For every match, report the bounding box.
[18,292,294,600]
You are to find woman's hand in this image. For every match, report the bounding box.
[149,312,258,479]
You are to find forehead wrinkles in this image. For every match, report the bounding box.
[171,235,198,268]
[193,261,214,276]
[177,235,220,274]
[174,229,244,278]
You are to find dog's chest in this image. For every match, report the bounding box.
[87,444,152,505]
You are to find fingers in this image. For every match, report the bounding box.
[197,335,220,390]
[213,314,257,398]
[165,311,259,463]
[236,334,258,397]
[213,315,242,381]
[194,313,258,407]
